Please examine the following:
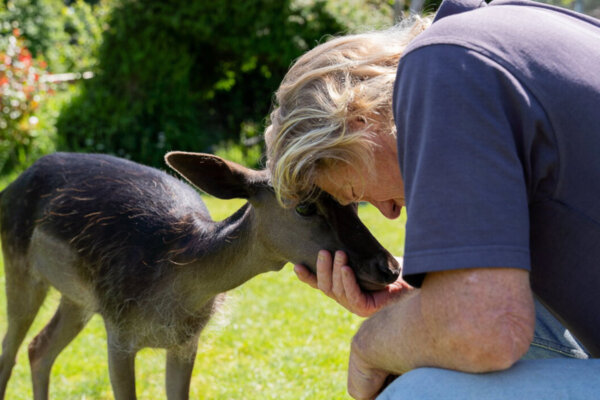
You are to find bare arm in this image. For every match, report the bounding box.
[347,267,535,400]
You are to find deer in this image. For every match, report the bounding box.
[0,151,400,400]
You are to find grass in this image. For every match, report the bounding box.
[0,183,405,399]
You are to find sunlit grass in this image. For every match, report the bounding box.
[0,187,405,399]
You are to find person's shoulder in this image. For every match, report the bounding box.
[405,0,600,59]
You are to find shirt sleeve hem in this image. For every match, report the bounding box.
[403,245,531,277]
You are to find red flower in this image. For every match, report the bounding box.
[18,50,32,68]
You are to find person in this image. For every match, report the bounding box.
[264,0,600,398]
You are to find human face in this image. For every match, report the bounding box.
[315,134,405,219]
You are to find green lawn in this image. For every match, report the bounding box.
[0,185,405,399]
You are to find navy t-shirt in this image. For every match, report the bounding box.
[393,0,600,355]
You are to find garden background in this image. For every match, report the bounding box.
[0,0,597,398]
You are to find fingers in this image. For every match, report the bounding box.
[341,266,371,318]
[315,250,354,312]
[331,251,348,299]
[316,250,334,295]
[293,264,318,289]
[341,266,360,298]
[295,249,403,317]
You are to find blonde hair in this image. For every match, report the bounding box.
[265,17,432,206]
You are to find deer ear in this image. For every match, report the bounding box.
[165,152,265,199]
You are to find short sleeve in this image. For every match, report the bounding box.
[393,44,536,284]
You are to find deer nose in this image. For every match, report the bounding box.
[381,260,401,283]
[372,254,400,284]
[353,254,401,291]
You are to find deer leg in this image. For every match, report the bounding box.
[107,346,137,400]
[28,297,91,400]
[0,256,48,399]
[105,324,137,400]
[165,343,198,400]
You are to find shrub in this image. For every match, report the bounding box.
[56,0,351,168]
[0,0,109,74]
[0,26,55,174]
[0,0,112,176]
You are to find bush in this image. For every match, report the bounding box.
[0,27,55,174]
[56,0,352,168]
[0,0,114,176]
[0,0,109,74]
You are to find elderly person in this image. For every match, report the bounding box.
[265,0,600,398]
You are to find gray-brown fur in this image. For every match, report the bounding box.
[0,152,399,399]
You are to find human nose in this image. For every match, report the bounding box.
[370,199,401,219]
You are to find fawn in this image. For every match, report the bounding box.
[0,152,399,399]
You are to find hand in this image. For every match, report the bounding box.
[347,342,391,400]
[294,250,411,317]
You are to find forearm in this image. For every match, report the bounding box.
[351,289,438,375]
[351,289,489,376]
[350,268,535,381]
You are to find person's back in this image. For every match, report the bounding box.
[264,0,600,397]
[394,0,600,355]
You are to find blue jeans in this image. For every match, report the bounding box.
[378,299,599,399]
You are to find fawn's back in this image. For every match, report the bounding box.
[1,153,217,343]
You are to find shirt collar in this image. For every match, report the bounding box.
[434,0,488,22]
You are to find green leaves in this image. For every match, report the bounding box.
[0,25,54,174]
[57,0,348,168]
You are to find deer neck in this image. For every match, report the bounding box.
[177,202,285,304]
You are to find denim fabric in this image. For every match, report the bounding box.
[523,298,589,360]
[377,300,596,399]
[377,359,600,399]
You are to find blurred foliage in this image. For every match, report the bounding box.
[0,0,64,71]
[0,27,56,174]
[0,0,110,73]
[537,0,600,15]
[56,0,400,168]
[0,0,110,174]
[326,0,395,28]
[424,0,444,13]
[1,0,444,174]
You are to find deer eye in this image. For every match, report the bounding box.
[295,202,317,217]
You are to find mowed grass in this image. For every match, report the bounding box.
[0,186,405,399]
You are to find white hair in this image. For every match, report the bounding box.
[265,16,432,205]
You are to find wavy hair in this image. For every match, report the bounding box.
[265,17,432,206]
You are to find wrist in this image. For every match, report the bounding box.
[348,338,390,400]
[351,308,398,372]
[351,291,421,375]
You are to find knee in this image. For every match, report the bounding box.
[377,367,482,400]
[379,360,600,399]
